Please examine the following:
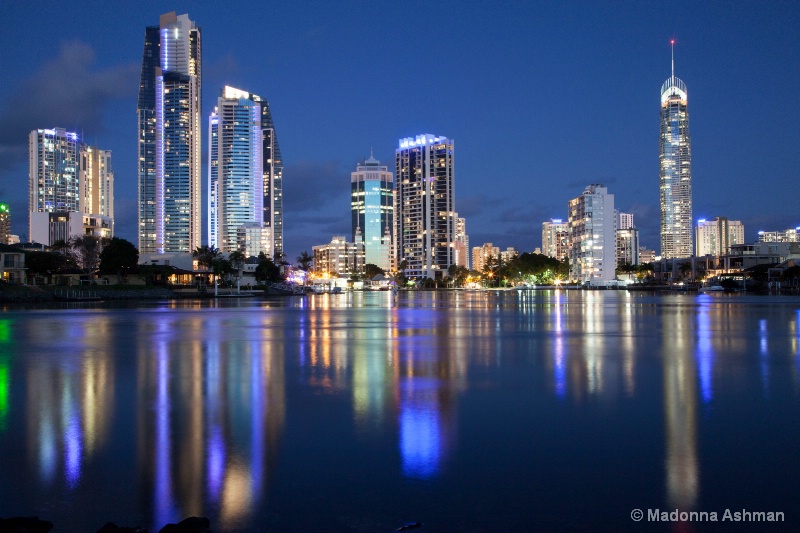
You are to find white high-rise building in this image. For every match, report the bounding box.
[617,211,634,231]
[80,146,114,235]
[28,128,80,239]
[209,86,281,256]
[542,218,569,259]
[568,185,616,282]
[696,217,744,256]
[454,216,469,269]
[395,134,456,280]
[659,41,693,259]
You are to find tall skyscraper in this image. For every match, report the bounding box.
[208,85,283,257]
[80,146,114,234]
[568,184,616,283]
[28,128,80,240]
[395,134,456,280]
[138,12,201,254]
[351,152,393,271]
[659,41,693,258]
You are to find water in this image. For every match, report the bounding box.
[0,290,799,532]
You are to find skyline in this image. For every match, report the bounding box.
[1,1,798,261]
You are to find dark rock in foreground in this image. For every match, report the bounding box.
[96,522,149,533]
[158,517,212,533]
[0,516,53,533]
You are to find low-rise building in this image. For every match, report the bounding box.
[0,244,26,284]
[313,236,364,276]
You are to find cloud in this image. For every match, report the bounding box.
[457,194,502,218]
[0,40,138,168]
[282,159,349,213]
[566,176,618,189]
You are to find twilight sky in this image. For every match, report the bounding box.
[1,1,798,261]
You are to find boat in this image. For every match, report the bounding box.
[698,285,724,293]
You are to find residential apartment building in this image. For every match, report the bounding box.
[568,184,616,282]
[313,236,364,276]
[138,12,202,254]
[208,86,282,258]
[659,43,693,258]
[696,217,744,256]
[542,218,569,259]
[394,134,455,280]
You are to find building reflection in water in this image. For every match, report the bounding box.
[0,318,12,432]
[393,304,465,480]
[696,304,713,404]
[21,314,114,490]
[137,312,285,531]
[663,305,698,511]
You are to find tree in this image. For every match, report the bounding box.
[99,237,139,283]
[24,250,76,281]
[193,245,220,270]
[255,254,283,283]
[297,251,313,272]
[395,259,409,287]
[364,263,385,279]
[71,235,107,274]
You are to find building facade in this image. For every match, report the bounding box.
[616,228,640,266]
[696,217,744,256]
[209,86,269,254]
[568,185,616,282]
[659,43,693,259]
[138,12,202,254]
[542,218,569,259]
[79,146,114,235]
[758,228,800,243]
[472,243,500,272]
[454,216,469,269]
[312,236,364,276]
[394,134,456,280]
[28,128,81,240]
[0,204,9,245]
[351,153,393,271]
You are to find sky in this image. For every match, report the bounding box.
[1,1,798,262]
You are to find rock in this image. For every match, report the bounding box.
[0,516,54,533]
[157,517,212,533]
[96,523,149,533]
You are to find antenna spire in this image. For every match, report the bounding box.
[670,39,675,80]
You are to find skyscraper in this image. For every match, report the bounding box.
[138,12,201,254]
[28,128,80,239]
[351,152,393,271]
[395,134,456,280]
[568,184,616,283]
[659,41,693,258]
[80,146,114,234]
[209,87,262,253]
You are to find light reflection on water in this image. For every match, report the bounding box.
[0,291,799,531]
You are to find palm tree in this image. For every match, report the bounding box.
[193,245,220,270]
[229,250,246,292]
[297,251,313,272]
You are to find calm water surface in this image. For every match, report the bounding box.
[1,290,799,532]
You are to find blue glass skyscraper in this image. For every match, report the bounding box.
[351,153,393,271]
